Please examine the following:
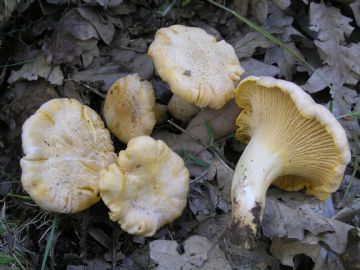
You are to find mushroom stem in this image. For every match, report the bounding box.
[231,137,283,249]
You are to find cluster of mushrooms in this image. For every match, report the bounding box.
[20,25,351,248]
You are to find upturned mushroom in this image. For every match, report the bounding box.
[21,98,116,213]
[103,73,157,144]
[148,24,244,122]
[100,136,189,236]
[231,76,351,248]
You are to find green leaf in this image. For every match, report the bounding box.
[0,58,35,68]
[40,216,58,270]
[181,0,192,6]
[337,111,360,119]
[187,153,210,168]
[7,193,32,201]
[0,253,15,265]
[204,120,215,146]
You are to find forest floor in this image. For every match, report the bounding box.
[0,0,359,269]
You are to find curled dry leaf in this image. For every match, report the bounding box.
[270,238,345,270]
[263,197,355,254]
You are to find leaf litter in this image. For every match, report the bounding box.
[0,0,359,269]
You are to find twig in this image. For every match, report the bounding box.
[119,45,147,53]
[12,253,26,270]
[167,120,208,149]
[190,170,209,184]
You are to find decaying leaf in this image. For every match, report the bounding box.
[95,0,123,8]
[264,43,300,80]
[267,188,335,218]
[193,213,278,269]
[350,1,360,27]
[207,155,234,204]
[272,0,291,10]
[263,3,307,79]
[78,7,115,45]
[334,198,360,223]
[42,8,99,64]
[305,2,358,93]
[240,57,279,78]
[263,197,356,254]
[251,0,268,24]
[8,54,64,85]
[154,101,239,155]
[271,238,345,270]
[70,63,128,94]
[0,0,27,28]
[149,235,231,270]
[230,31,273,59]
[129,54,154,80]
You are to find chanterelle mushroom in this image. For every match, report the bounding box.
[148,24,244,120]
[100,136,189,236]
[103,73,156,144]
[21,98,116,213]
[231,76,351,248]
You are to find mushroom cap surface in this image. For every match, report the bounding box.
[21,98,116,213]
[148,25,244,109]
[235,76,351,200]
[103,74,156,144]
[100,136,190,236]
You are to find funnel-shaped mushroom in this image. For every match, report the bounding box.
[103,74,156,144]
[21,99,116,213]
[231,76,351,248]
[100,136,189,236]
[148,24,244,113]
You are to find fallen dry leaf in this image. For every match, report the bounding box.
[42,8,99,64]
[78,7,115,45]
[263,197,355,254]
[350,1,360,27]
[272,0,291,10]
[8,53,64,85]
[240,57,279,78]
[154,101,239,155]
[270,238,344,270]
[149,235,231,270]
[267,188,335,218]
[230,31,273,59]
[304,2,358,93]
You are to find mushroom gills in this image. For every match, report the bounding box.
[231,76,350,249]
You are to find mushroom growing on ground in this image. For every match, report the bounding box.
[148,24,244,122]
[21,98,116,213]
[100,136,189,236]
[231,76,351,249]
[103,73,157,144]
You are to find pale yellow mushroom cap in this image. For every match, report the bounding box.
[21,98,116,213]
[148,25,244,109]
[103,74,156,144]
[99,136,189,236]
[235,76,351,200]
